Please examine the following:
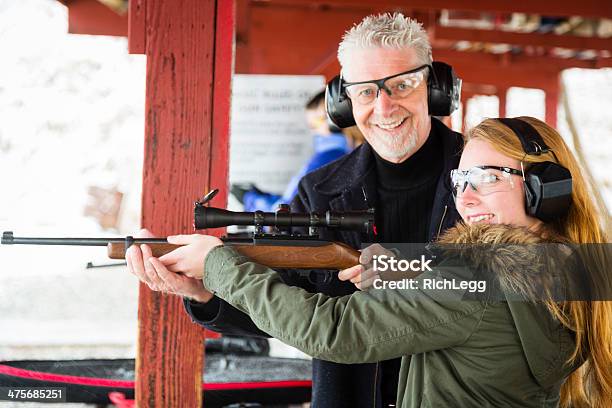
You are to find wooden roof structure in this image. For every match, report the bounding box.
[55,0,611,406]
[61,0,611,128]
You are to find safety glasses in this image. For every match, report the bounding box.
[342,65,429,105]
[450,166,523,198]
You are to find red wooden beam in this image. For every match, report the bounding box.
[433,48,612,71]
[434,25,612,52]
[238,5,371,75]
[132,0,233,406]
[63,0,127,36]
[209,0,236,212]
[258,0,612,19]
[451,63,559,89]
[442,51,563,88]
[545,74,561,127]
[434,49,611,92]
[498,87,508,118]
[235,0,252,73]
[462,82,498,96]
[128,0,146,54]
[236,4,610,79]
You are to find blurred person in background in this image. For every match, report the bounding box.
[232,89,352,212]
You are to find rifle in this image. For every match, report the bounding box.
[2,189,374,270]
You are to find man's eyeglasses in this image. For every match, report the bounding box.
[342,65,429,105]
[450,166,523,198]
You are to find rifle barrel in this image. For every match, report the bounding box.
[1,232,167,246]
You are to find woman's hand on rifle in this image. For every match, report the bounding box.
[125,229,219,303]
[157,234,223,280]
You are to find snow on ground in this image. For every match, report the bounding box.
[0,0,145,362]
[0,0,610,369]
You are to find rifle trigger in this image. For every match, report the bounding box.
[322,271,334,284]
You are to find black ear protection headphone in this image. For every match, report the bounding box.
[325,61,462,129]
[496,118,573,222]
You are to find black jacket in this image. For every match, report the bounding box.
[185,118,463,407]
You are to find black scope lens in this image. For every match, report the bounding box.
[194,206,374,234]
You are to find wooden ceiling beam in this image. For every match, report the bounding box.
[238,5,370,75]
[62,0,127,36]
[433,50,565,89]
[433,48,612,70]
[254,0,612,19]
[128,0,145,54]
[236,4,610,78]
[235,0,252,72]
[434,25,612,51]
[461,82,498,96]
[453,64,558,89]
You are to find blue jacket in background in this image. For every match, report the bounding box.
[243,133,350,212]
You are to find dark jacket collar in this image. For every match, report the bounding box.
[313,137,377,197]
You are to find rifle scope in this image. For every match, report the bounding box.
[194,205,375,235]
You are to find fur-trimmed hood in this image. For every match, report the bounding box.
[435,223,569,302]
[436,223,580,389]
[437,222,562,246]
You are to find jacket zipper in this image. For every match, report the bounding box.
[436,205,448,239]
[372,361,379,407]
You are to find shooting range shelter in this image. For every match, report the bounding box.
[56,0,611,405]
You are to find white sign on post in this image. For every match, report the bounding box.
[229,75,326,198]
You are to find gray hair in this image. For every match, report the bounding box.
[337,13,432,68]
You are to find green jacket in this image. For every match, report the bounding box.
[203,223,578,407]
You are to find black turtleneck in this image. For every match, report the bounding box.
[374,128,444,243]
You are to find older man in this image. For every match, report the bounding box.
[128,12,463,408]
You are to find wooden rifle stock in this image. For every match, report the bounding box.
[107,242,181,259]
[229,241,360,270]
[107,241,360,270]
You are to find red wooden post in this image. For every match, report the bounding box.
[128,0,235,406]
[460,93,471,132]
[235,0,252,73]
[545,73,560,128]
[498,86,507,118]
[128,0,146,55]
